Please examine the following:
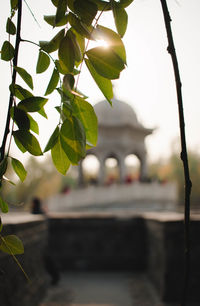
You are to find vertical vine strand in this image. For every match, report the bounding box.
[159,0,192,305]
[0,0,22,162]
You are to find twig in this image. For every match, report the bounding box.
[0,0,23,162]
[159,0,192,305]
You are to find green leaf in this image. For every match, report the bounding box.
[11,158,27,182]
[71,28,85,56]
[39,28,65,54]
[74,0,98,26]
[11,0,18,10]
[0,235,24,255]
[51,135,70,175]
[36,51,50,74]
[18,96,48,113]
[68,12,92,39]
[10,106,30,130]
[27,114,39,134]
[89,0,111,11]
[86,47,125,79]
[51,0,58,6]
[112,2,128,38]
[6,18,16,35]
[95,25,126,63]
[60,116,86,164]
[55,0,67,25]
[118,0,134,8]
[0,219,3,232]
[68,30,82,63]
[1,41,15,61]
[9,84,33,100]
[0,158,8,178]
[63,74,75,91]
[71,95,98,146]
[44,126,59,152]
[38,107,48,119]
[14,66,33,89]
[0,197,9,213]
[44,14,68,27]
[14,136,27,153]
[13,130,43,156]
[45,68,59,96]
[58,34,75,73]
[85,58,113,105]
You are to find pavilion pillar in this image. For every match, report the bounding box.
[140,153,148,181]
[97,156,105,185]
[119,157,126,184]
[78,159,84,187]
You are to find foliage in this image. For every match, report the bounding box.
[0,0,133,258]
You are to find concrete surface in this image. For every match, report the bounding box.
[40,272,161,306]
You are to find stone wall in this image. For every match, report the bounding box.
[0,214,49,306]
[47,213,147,271]
[47,182,177,213]
[145,212,200,303]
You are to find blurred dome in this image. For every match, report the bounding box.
[94,98,142,128]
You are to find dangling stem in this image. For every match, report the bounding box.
[159,0,192,305]
[0,0,22,162]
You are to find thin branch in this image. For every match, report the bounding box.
[0,0,23,162]
[159,0,192,305]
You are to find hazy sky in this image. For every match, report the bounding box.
[1,0,200,164]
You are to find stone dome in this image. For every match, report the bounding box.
[94,98,141,128]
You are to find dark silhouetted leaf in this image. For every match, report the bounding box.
[36,51,50,74]
[10,107,30,130]
[40,28,65,54]
[1,41,15,61]
[74,0,98,26]
[18,96,48,112]
[44,14,68,27]
[45,68,59,96]
[38,107,48,119]
[0,158,8,178]
[11,0,18,10]
[9,84,33,100]
[85,58,113,105]
[58,35,75,73]
[63,74,75,91]
[11,158,27,182]
[68,12,91,39]
[6,18,16,35]
[55,0,67,25]
[68,30,82,63]
[44,126,59,152]
[27,114,39,134]
[13,130,43,156]
[14,66,33,89]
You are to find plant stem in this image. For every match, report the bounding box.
[0,0,22,162]
[159,0,192,305]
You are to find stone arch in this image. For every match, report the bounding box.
[104,153,120,185]
[124,154,140,183]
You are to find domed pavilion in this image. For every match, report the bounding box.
[78,98,153,185]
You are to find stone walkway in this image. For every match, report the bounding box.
[40,272,162,306]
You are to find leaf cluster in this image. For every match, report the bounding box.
[0,0,133,257]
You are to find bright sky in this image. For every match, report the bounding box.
[1,0,200,165]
